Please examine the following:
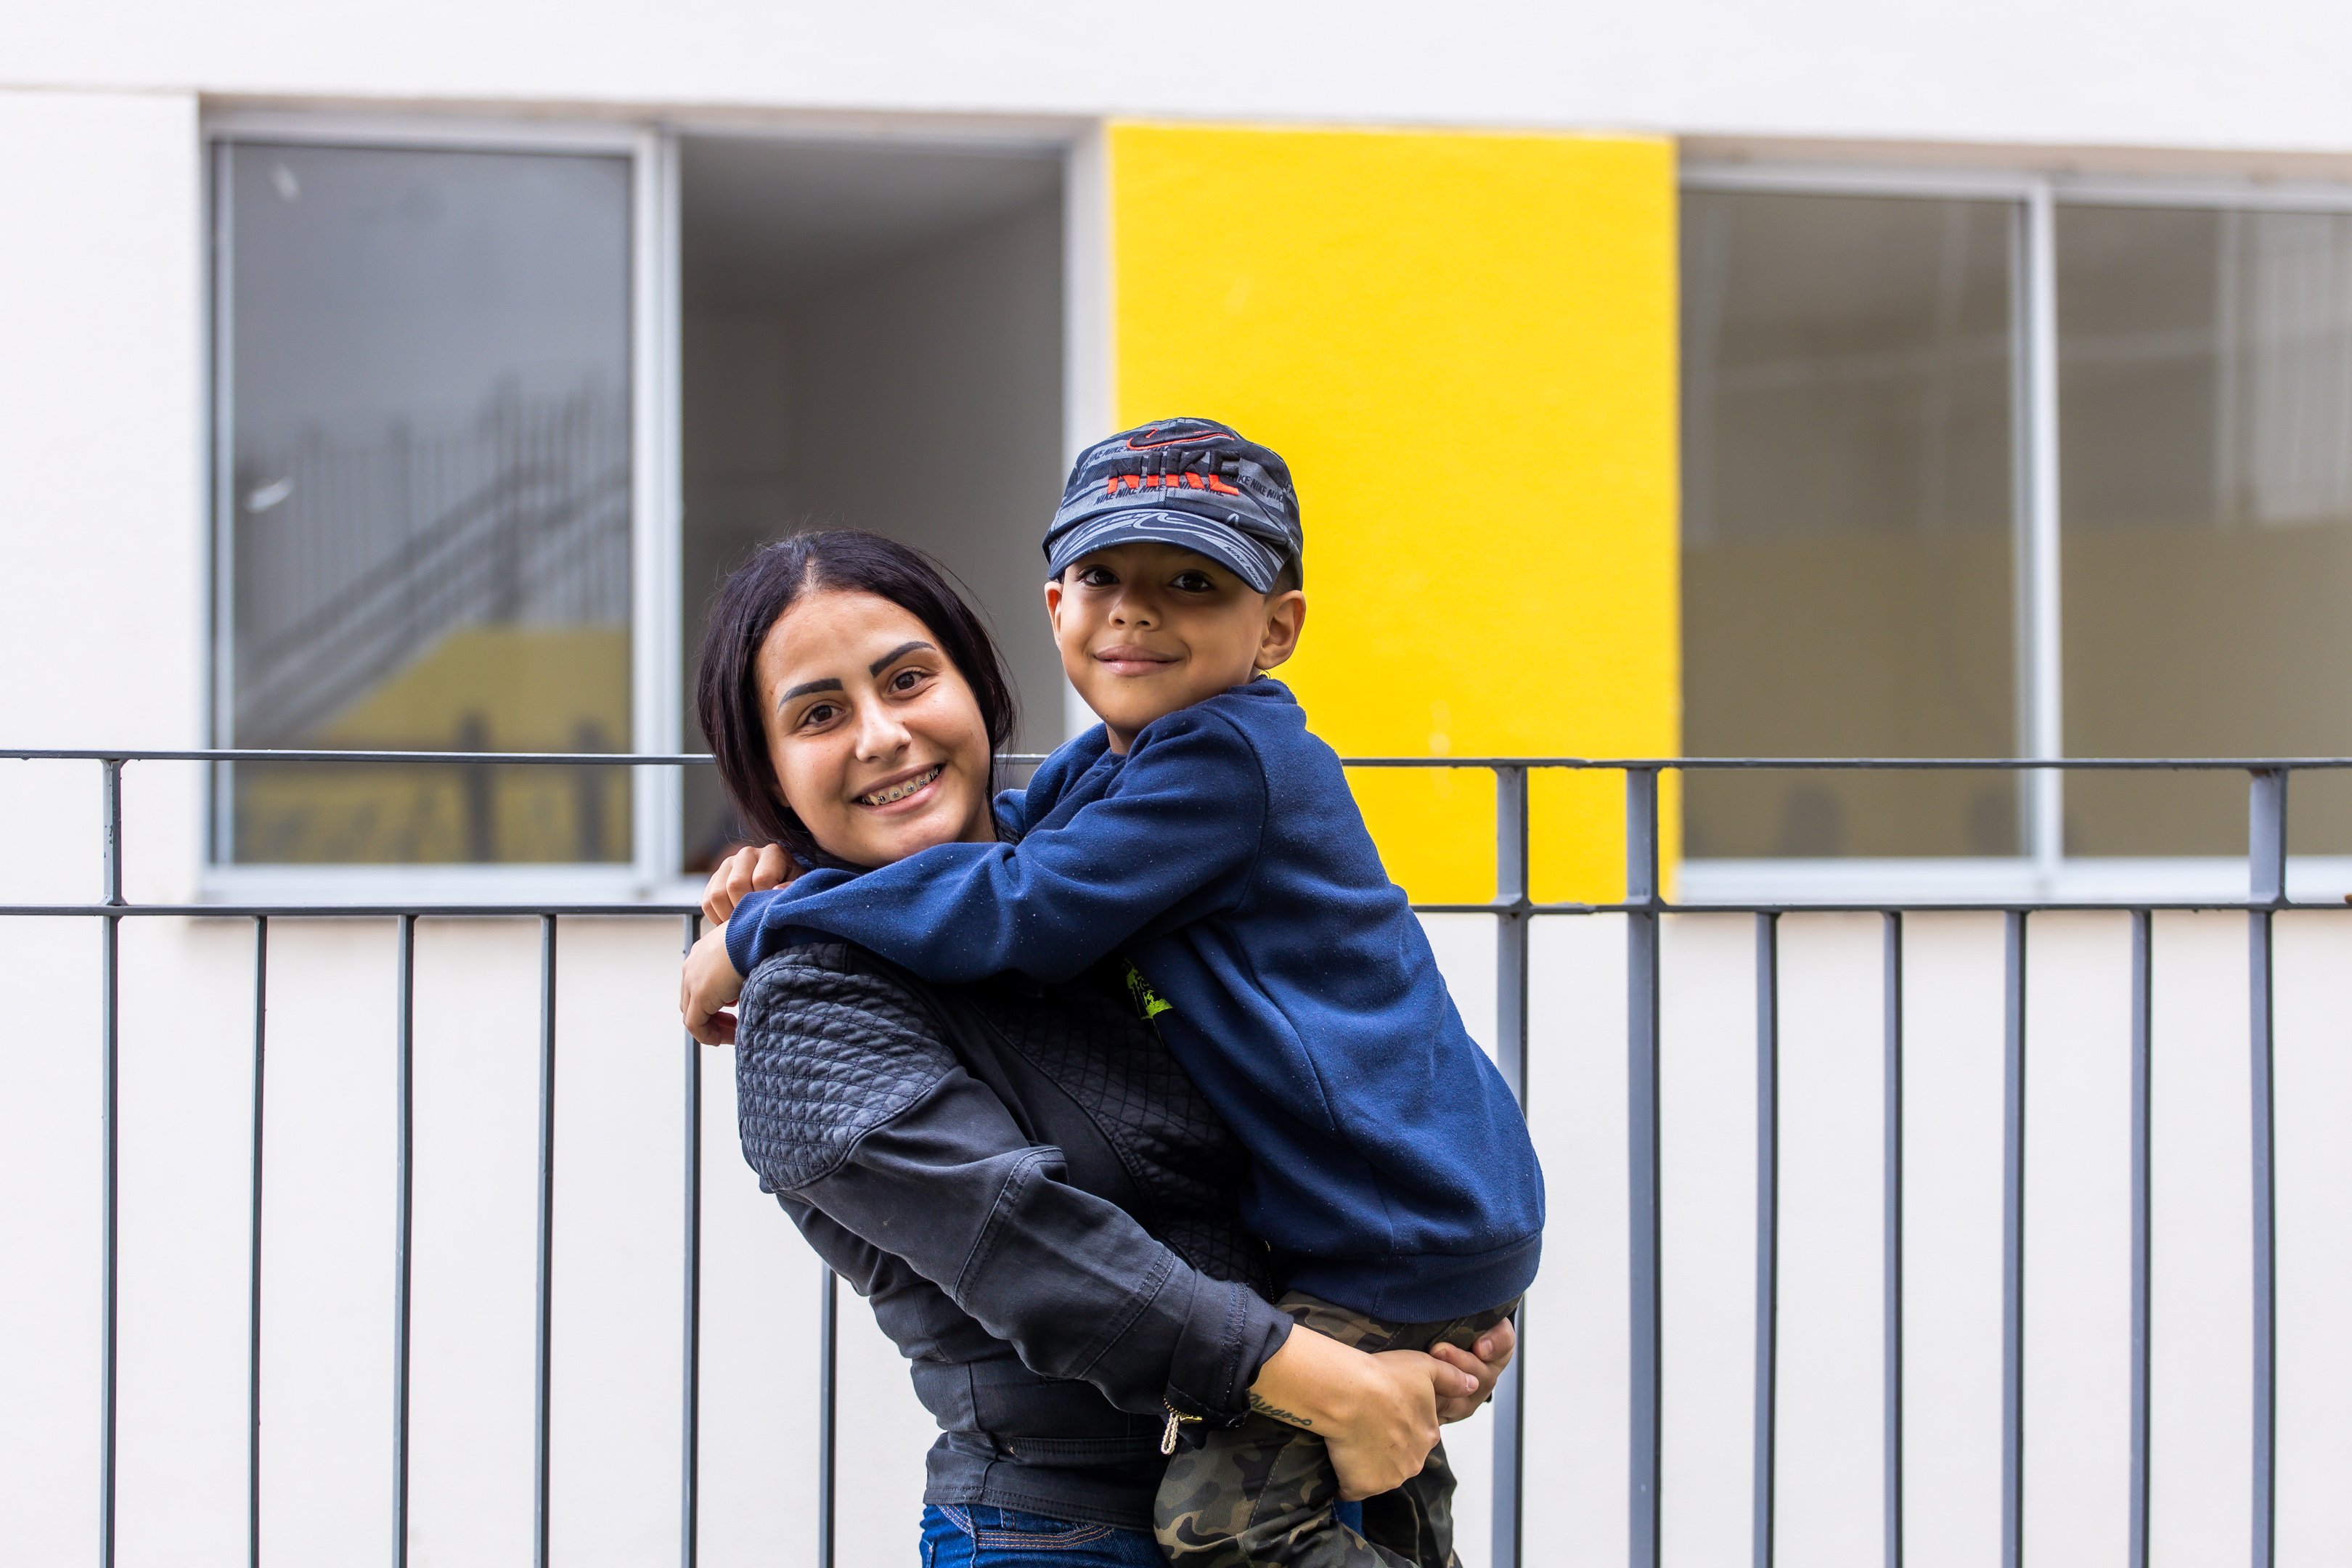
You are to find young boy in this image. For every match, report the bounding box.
[691,418,1542,1567]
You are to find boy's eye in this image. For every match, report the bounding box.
[1075,565,1119,587]
[1172,571,1217,592]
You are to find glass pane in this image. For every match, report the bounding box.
[1682,191,2018,858]
[221,142,632,864]
[2059,205,2352,854]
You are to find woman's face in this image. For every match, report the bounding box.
[755,589,997,868]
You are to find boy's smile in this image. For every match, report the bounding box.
[1045,540,1304,754]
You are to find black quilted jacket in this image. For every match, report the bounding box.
[735,941,1291,1530]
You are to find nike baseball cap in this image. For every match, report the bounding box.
[1043,417,1304,594]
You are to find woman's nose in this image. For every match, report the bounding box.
[852,698,912,759]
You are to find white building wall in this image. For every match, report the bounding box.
[0,89,205,899]
[10,0,2352,155]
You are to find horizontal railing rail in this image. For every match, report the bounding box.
[15,746,2352,767]
[4,748,2345,1568]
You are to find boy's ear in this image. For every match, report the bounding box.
[1254,589,1307,673]
[1043,576,1063,626]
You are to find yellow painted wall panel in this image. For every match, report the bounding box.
[1108,123,1679,902]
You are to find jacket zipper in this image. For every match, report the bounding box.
[1160,1404,1204,1455]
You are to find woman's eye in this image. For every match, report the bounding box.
[800,703,840,727]
[891,669,927,692]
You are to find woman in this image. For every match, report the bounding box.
[685,532,1512,1566]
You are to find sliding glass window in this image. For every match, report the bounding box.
[213,139,634,865]
[2059,204,2352,854]
[1681,189,2017,859]
[1683,173,2352,862]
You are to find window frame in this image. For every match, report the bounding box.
[201,109,681,902]
[197,107,1103,904]
[1678,155,2352,904]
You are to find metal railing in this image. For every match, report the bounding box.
[4,746,2348,1568]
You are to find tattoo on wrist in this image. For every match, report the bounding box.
[1248,1392,1312,1428]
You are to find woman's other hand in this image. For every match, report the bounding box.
[1429,1317,1515,1423]
[680,925,746,1045]
[1322,1349,1457,1498]
[1244,1325,1475,1500]
[702,843,794,926]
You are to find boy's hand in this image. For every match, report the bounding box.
[702,843,794,926]
[680,925,746,1045]
[1429,1318,1516,1422]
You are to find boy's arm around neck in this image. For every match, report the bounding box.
[726,709,1264,986]
[987,723,1103,839]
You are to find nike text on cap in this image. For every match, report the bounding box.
[1043,417,1304,594]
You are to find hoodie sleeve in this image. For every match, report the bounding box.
[724,709,1265,987]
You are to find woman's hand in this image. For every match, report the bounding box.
[680,925,746,1045]
[1244,1325,1476,1500]
[686,843,793,1043]
[1429,1318,1515,1423]
[702,842,795,925]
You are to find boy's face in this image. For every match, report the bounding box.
[1045,541,1304,754]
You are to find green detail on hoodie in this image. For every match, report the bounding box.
[1124,961,1174,1021]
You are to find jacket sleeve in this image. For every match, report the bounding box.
[723,710,1264,985]
[736,949,1289,1424]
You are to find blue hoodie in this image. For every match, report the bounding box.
[724,679,1543,1320]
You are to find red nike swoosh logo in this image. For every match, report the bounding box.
[1125,426,1230,451]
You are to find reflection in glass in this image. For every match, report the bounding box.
[1682,192,2017,857]
[2059,205,2352,854]
[220,143,632,863]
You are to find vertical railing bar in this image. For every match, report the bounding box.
[2127,909,2152,1568]
[2017,181,2067,881]
[101,758,125,905]
[534,915,558,1568]
[249,915,269,1568]
[2247,768,2284,1568]
[1492,764,1530,1568]
[1883,911,1905,1568]
[392,914,417,1568]
[818,1267,838,1568]
[2001,910,2027,1568]
[1751,912,1779,1568]
[99,758,124,1568]
[2248,768,2287,906]
[679,914,703,1568]
[1626,766,1663,1568]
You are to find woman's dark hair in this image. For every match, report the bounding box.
[695,529,1018,870]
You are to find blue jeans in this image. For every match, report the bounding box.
[918,1500,1367,1564]
[920,1504,1164,1566]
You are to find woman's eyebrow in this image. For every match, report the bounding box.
[776,677,843,710]
[869,640,934,674]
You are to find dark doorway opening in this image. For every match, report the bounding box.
[679,134,1066,869]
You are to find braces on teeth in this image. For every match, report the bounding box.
[861,764,941,806]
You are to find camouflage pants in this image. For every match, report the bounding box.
[1155,1291,1519,1568]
